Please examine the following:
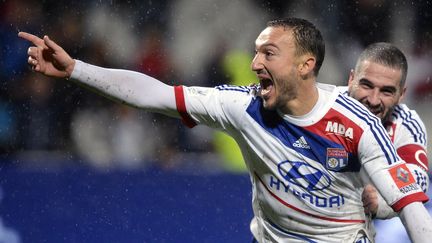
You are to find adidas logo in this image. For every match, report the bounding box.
[293,136,310,149]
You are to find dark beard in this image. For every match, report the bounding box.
[381,107,395,125]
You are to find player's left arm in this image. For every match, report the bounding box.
[399,202,432,243]
[363,109,429,218]
[363,162,429,219]
[359,120,431,241]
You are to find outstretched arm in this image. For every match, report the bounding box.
[19,32,179,117]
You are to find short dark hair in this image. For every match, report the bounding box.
[267,17,325,76]
[355,42,408,88]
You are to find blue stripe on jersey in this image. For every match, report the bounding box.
[394,106,426,144]
[268,219,318,243]
[336,94,399,164]
[215,84,252,93]
[246,98,361,172]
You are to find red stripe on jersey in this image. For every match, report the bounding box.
[303,108,363,154]
[254,172,365,224]
[397,144,429,171]
[174,86,197,128]
[391,192,429,212]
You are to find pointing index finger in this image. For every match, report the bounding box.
[18,32,45,46]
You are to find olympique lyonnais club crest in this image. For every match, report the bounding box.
[389,164,416,190]
[326,148,348,171]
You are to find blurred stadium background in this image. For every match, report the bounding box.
[0,0,431,242]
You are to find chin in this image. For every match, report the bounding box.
[265,106,278,111]
[381,112,392,124]
[262,100,276,111]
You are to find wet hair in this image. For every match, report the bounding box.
[355,42,408,88]
[267,17,325,76]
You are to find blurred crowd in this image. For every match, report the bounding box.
[0,0,431,172]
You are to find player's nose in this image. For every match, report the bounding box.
[366,89,381,106]
[251,54,264,72]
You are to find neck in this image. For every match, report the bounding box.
[280,82,319,116]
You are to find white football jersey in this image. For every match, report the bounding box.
[175,83,428,242]
[338,86,429,193]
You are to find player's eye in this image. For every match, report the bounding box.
[381,89,395,96]
[360,83,372,89]
[265,51,276,60]
[358,79,374,89]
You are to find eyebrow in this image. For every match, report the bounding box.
[359,78,397,92]
[256,43,280,50]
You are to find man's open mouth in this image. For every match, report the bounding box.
[260,78,274,98]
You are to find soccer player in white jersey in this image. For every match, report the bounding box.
[341,42,429,219]
[19,17,432,242]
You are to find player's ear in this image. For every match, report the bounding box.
[347,69,355,86]
[398,86,407,103]
[298,55,316,76]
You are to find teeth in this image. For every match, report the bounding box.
[261,88,270,96]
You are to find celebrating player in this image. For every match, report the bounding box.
[340,42,429,219]
[19,18,432,242]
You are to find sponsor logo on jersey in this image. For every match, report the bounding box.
[292,136,310,149]
[325,121,354,140]
[270,161,344,208]
[389,164,417,193]
[188,87,208,96]
[326,148,348,171]
[269,175,345,208]
[277,160,331,191]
